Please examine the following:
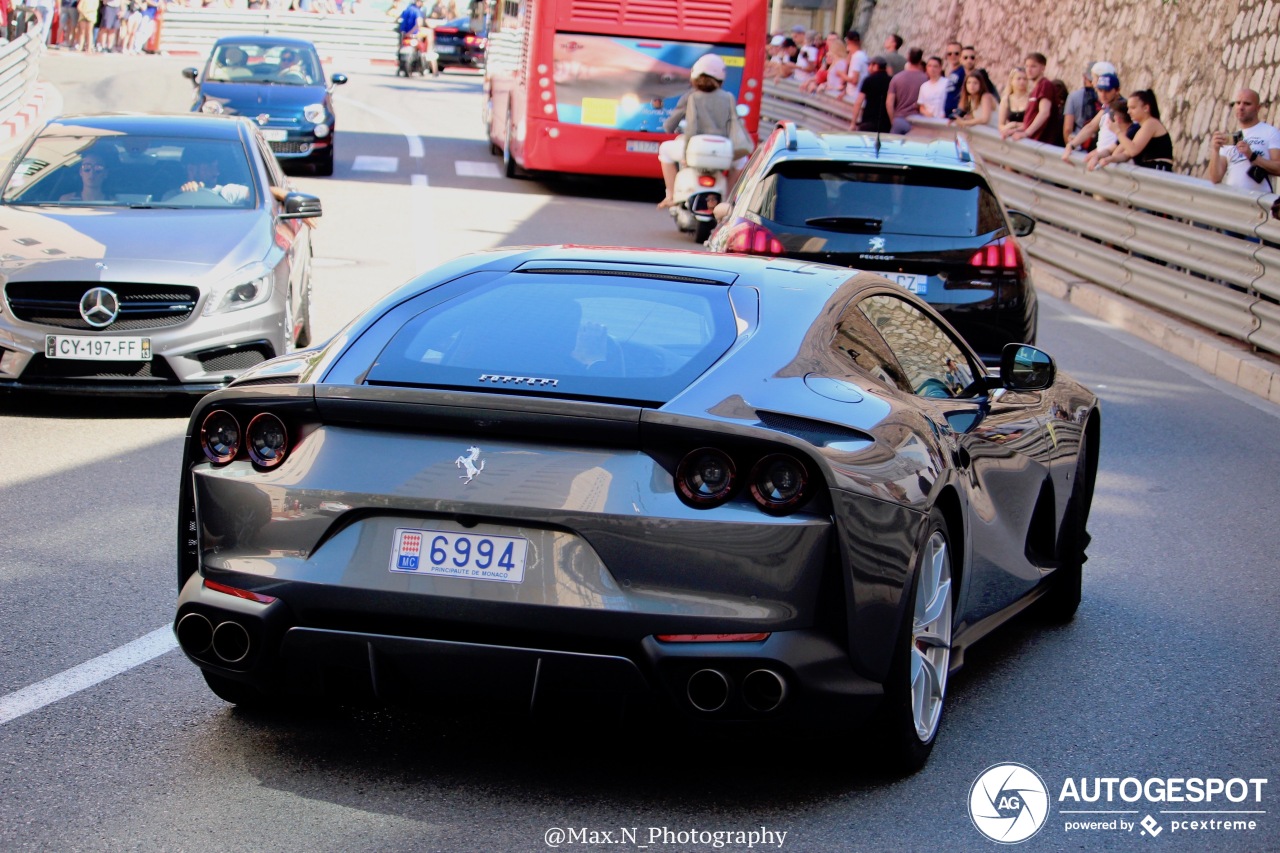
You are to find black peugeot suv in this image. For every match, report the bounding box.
[706,121,1037,362]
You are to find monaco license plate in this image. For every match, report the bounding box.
[626,140,660,154]
[887,273,927,294]
[260,128,288,142]
[390,527,528,583]
[436,44,457,54]
[46,335,151,361]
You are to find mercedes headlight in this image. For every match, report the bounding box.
[303,104,327,124]
[203,272,274,316]
[200,99,226,115]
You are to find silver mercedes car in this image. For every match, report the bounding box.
[0,113,321,395]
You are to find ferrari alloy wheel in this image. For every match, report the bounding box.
[910,527,952,743]
[873,510,953,774]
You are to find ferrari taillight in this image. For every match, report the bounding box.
[246,413,289,469]
[723,221,784,256]
[748,454,812,515]
[675,448,737,509]
[200,410,240,465]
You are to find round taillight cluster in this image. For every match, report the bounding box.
[199,409,290,469]
[674,448,813,515]
[675,448,737,508]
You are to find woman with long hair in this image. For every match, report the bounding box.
[998,67,1030,139]
[1096,89,1173,171]
[952,71,999,127]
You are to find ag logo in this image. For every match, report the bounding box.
[969,763,1050,844]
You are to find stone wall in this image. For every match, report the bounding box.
[857,0,1280,178]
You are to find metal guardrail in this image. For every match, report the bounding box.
[157,9,399,64]
[761,79,1280,359]
[0,34,40,126]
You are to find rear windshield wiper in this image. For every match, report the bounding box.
[805,217,883,233]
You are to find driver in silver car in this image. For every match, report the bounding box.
[170,146,251,204]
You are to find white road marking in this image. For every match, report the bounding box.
[333,94,424,158]
[351,155,400,173]
[0,626,177,725]
[455,160,502,178]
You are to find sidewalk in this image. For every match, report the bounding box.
[1034,262,1280,406]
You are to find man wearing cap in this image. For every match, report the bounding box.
[851,56,893,132]
[1062,65,1122,162]
[765,37,799,80]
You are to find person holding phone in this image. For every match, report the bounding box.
[1208,88,1280,193]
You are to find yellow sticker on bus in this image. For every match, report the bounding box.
[581,98,620,127]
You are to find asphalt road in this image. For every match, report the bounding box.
[0,50,1276,853]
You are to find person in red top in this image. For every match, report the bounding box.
[1010,52,1063,145]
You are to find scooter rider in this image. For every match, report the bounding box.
[657,54,746,209]
[397,0,426,72]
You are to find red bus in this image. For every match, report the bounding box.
[483,0,767,179]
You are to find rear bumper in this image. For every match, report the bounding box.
[176,572,883,722]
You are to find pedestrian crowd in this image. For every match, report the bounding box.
[765,25,1279,196]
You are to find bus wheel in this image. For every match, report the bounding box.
[503,112,524,179]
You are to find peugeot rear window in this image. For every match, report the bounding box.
[365,273,738,405]
[755,162,1006,238]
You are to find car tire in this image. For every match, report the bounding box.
[314,146,335,177]
[694,218,714,244]
[1040,426,1095,623]
[295,275,312,349]
[871,509,953,775]
[202,670,280,711]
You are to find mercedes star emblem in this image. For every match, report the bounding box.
[79,287,120,328]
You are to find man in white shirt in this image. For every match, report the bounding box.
[843,30,869,102]
[1208,88,1280,193]
[792,29,821,85]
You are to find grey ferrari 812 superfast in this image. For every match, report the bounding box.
[175,245,1099,772]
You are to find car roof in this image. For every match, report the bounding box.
[211,35,319,51]
[765,123,977,172]
[39,113,251,140]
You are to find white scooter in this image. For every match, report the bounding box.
[669,133,735,244]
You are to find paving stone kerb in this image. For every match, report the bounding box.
[861,0,1279,180]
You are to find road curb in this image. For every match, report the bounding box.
[0,82,56,150]
[1034,262,1280,406]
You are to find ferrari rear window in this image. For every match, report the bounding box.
[365,273,738,405]
[755,161,1005,238]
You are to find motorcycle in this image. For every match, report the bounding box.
[397,34,426,77]
[669,132,735,244]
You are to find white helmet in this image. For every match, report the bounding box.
[690,54,727,82]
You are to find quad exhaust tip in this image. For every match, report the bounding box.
[742,668,787,713]
[176,612,213,656]
[211,620,252,664]
[686,668,730,713]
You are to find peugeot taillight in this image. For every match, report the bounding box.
[970,237,1024,272]
[723,221,784,256]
